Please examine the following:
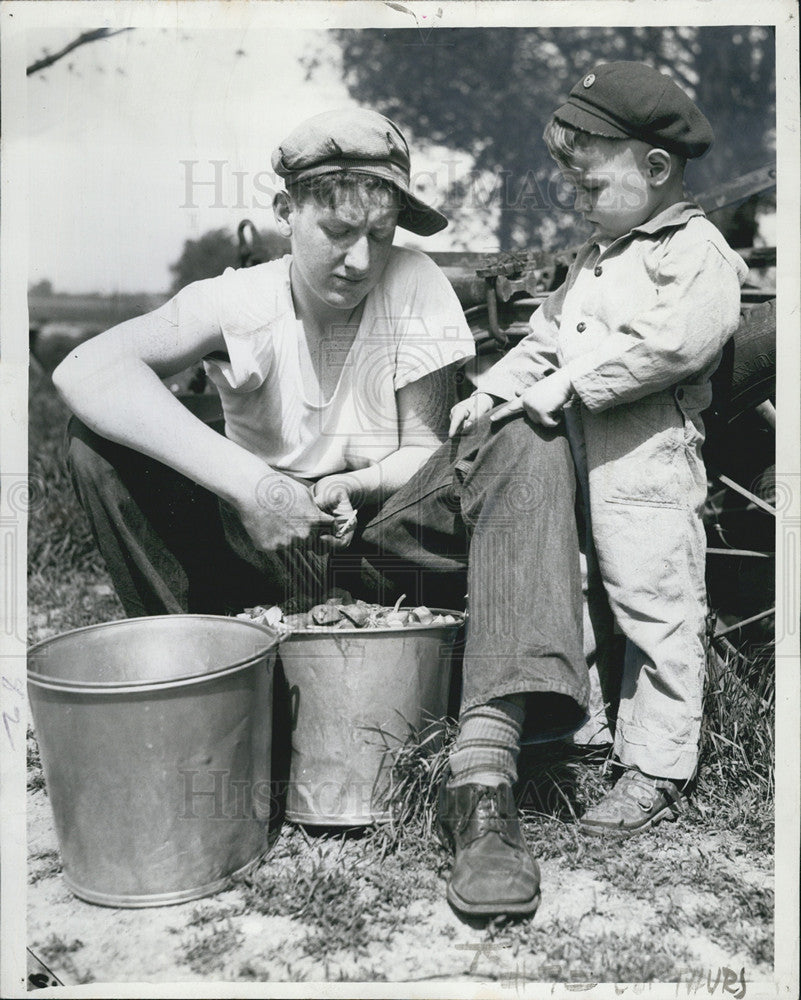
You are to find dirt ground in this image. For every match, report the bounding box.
[24,333,781,995]
[24,543,777,993]
[27,758,775,992]
[25,583,777,993]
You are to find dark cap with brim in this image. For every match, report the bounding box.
[272,108,448,236]
[553,61,714,159]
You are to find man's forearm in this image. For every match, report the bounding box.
[337,445,438,507]
[53,353,274,511]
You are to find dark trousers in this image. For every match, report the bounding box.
[67,414,589,732]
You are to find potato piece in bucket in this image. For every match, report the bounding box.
[338,604,371,627]
[311,604,343,626]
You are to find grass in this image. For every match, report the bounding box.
[28,367,124,645]
[37,934,84,964]
[28,848,62,884]
[161,825,444,978]
[27,365,776,983]
[233,826,441,963]
[28,369,106,581]
[487,912,698,984]
[366,714,459,854]
[27,725,47,793]
[35,933,93,984]
[179,918,244,976]
[699,640,775,833]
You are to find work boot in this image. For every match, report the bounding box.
[579,767,687,837]
[437,780,541,917]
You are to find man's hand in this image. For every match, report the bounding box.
[312,475,359,548]
[448,392,494,437]
[236,471,337,553]
[491,370,574,428]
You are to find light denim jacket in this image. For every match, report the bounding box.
[476,201,748,416]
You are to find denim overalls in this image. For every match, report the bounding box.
[477,202,748,779]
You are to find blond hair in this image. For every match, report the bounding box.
[542,119,615,167]
[543,118,687,174]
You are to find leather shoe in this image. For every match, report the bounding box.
[579,767,687,838]
[437,780,541,917]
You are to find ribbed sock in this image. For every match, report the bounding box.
[448,695,525,788]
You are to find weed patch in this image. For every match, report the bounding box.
[237,829,408,961]
[368,715,458,854]
[179,917,244,975]
[28,371,107,582]
[27,727,46,793]
[698,642,774,848]
[35,934,92,983]
[694,895,774,967]
[488,913,696,983]
[184,902,240,929]
[28,849,62,885]
[37,934,83,964]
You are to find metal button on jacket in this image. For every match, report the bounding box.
[594,265,603,277]
[577,321,587,332]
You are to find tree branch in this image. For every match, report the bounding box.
[27,27,134,77]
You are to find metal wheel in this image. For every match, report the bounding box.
[703,302,776,669]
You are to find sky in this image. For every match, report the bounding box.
[24,25,476,295]
[26,28,357,294]
[13,5,794,298]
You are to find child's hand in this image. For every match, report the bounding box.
[491,370,573,428]
[448,392,494,437]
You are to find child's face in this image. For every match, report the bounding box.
[561,140,660,242]
[285,185,398,316]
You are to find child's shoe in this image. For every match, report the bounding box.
[579,767,686,837]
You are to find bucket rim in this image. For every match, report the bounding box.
[62,850,268,908]
[27,614,280,693]
[281,607,465,638]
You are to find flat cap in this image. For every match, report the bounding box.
[553,61,714,158]
[272,108,448,236]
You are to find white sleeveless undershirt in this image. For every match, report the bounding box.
[160,248,474,479]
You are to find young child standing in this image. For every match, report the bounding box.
[450,61,748,838]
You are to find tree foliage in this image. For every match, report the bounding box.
[29,279,54,297]
[168,227,289,295]
[322,26,775,249]
[169,229,239,295]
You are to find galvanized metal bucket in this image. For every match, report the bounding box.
[279,611,461,825]
[27,615,279,908]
